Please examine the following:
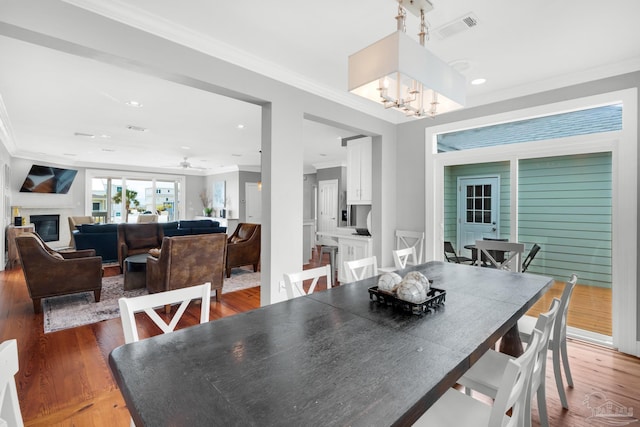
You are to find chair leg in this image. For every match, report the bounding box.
[553,346,569,409]
[32,298,42,314]
[164,304,171,315]
[537,382,549,427]
[560,338,574,387]
[94,289,102,302]
[226,268,231,278]
[253,263,259,272]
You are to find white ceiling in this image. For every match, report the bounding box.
[1,0,639,175]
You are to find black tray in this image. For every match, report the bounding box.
[368,286,446,315]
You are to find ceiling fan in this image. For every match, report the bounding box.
[173,157,207,170]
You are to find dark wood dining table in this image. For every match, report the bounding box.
[109,261,552,427]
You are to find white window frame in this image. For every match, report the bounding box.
[425,88,638,356]
[85,169,186,222]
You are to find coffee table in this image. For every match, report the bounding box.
[123,253,149,290]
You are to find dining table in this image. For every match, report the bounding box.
[109,261,552,427]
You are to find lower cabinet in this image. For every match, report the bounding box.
[337,237,373,283]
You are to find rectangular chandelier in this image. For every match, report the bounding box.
[348,1,466,118]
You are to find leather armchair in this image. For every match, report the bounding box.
[225,223,261,278]
[146,234,227,300]
[117,223,164,271]
[15,232,103,313]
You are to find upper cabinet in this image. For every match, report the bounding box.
[347,137,372,205]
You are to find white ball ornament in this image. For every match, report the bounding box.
[396,276,428,303]
[377,272,402,293]
[403,271,430,291]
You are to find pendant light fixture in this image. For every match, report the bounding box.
[348,0,466,118]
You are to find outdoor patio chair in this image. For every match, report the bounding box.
[444,241,473,265]
[522,244,541,273]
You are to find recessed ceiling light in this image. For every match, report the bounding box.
[74,132,95,138]
[98,134,111,139]
[181,146,191,150]
[231,154,242,157]
[237,124,245,129]
[63,153,77,156]
[471,78,487,85]
[127,125,148,132]
[319,153,327,157]
[126,100,143,108]
[102,148,116,152]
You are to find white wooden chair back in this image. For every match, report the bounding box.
[525,298,561,427]
[344,256,378,282]
[491,329,542,427]
[395,230,424,265]
[118,283,211,344]
[0,339,24,427]
[392,247,417,270]
[475,240,525,272]
[283,265,332,299]
[517,274,578,410]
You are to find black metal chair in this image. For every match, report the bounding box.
[522,243,541,272]
[444,241,474,264]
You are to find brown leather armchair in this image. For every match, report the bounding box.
[225,223,261,278]
[117,223,163,271]
[146,234,227,300]
[15,232,103,313]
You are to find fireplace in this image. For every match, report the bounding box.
[30,214,60,242]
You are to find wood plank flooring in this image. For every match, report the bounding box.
[0,250,636,426]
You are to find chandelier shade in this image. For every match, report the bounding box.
[348,29,466,117]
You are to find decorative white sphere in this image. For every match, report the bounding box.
[396,276,428,303]
[403,271,430,292]
[377,272,402,293]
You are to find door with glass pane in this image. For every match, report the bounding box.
[458,176,500,250]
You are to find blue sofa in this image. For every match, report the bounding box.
[73,223,119,262]
[73,220,226,262]
[162,220,227,236]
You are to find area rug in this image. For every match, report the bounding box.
[42,269,261,333]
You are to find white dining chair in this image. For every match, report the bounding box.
[475,240,525,272]
[119,283,211,427]
[518,274,578,409]
[395,230,425,265]
[458,298,561,427]
[283,265,332,299]
[344,256,378,282]
[119,283,211,344]
[0,339,24,427]
[414,329,542,427]
[392,247,416,270]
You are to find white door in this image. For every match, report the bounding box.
[457,176,500,252]
[245,182,262,224]
[318,179,338,236]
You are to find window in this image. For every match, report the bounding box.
[437,104,622,152]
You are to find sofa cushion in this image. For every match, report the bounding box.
[179,220,213,229]
[162,221,179,231]
[78,223,118,233]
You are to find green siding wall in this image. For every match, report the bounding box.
[518,153,612,288]
[444,161,511,245]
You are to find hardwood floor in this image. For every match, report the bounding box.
[0,251,637,426]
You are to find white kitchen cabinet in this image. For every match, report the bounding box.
[337,236,373,283]
[347,137,372,205]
